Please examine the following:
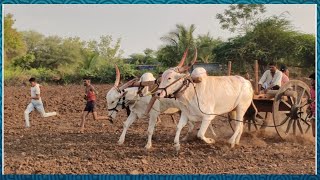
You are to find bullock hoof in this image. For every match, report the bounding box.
[228,139,236,148]
[203,138,215,144]
[79,127,85,134]
[235,140,241,146]
[174,143,180,151]
[181,136,188,142]
[118,140,124,145]
[78,130,84,134]
[145,143,152,150]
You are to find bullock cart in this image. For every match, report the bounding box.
[228,60,313,139]
[128,60,313,140]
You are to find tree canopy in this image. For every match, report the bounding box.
[4,14,26,66]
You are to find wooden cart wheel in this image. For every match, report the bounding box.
[273,80,312,139]
[228,104,263,132]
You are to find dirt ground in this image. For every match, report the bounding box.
[4,84,316,174]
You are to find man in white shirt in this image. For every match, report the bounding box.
[258,62,282,93]
[24,77,57,128]
[258,62,282,130]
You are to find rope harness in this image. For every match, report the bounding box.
[157,74,191,99]
[107,87,131,122]
[108,77,163,120]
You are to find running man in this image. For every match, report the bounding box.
[80,77,109,133]
[24,77,57,128]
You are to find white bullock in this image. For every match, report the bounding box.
[106,65,216,149]
[148,48,253,150]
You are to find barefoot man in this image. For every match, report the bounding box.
[80,77,109,133]
[24,77,57,128]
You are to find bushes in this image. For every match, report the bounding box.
[4,67,28,86]
[89,63,138,83]
[4,67,59,86]
[4,63,143,85]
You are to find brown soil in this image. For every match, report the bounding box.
[4,84,315,174]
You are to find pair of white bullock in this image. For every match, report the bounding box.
[106,48,253,151]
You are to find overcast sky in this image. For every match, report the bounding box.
[4,4,316,57]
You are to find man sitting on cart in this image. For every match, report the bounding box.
[258,62,283,131]
[258,62,283,94]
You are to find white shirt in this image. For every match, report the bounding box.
[259,70,282,89]
[31,84,41,100]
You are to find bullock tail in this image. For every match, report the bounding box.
[250,95,265,122]
[232,77,251,109]
[250,101,259,120]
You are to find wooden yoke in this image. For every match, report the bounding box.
[128,80,158,97]
[131,80,156,87]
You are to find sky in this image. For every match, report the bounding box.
[3,4,316,58]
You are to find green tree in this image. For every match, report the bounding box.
[127,48,157,65]
[31,35,65,68]
[12,53,35,70]
[196,33,222,63]
[161,24,196,50]
[84,36,123,66]
[291,33,315,67]
[216,4,266,34]
[4,13,26,66]
[22,30,44,53]
[158,24,196,67]
[156,45,179,67]
[79,36,125,81]
[213,16,315,73]
[97,35,123,61]
[143,48,157,64]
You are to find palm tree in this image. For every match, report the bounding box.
[160,24,196,64]
[81,50,99,70]
[197,33,222,63]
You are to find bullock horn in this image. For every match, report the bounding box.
[177,47,189,67]
[189,47,197,67]
[114,65,120,87]
[178,47,198,73]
